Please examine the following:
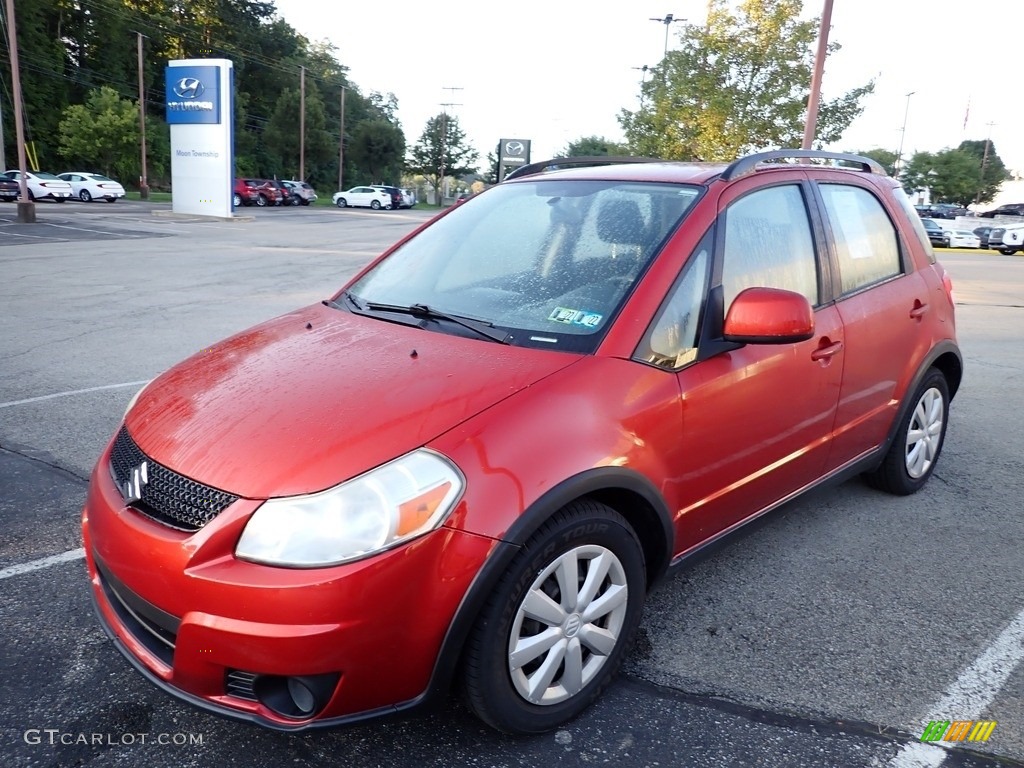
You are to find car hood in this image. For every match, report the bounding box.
[125,302,580,498]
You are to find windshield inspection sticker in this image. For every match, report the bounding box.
[548,307,603,328]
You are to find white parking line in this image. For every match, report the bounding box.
[0,380,148,409]
[0,548,85,580]
[887,608,1024,767]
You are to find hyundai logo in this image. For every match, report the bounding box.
[505,141,525,156]
[122,461,149,504]
[173,77,205,99]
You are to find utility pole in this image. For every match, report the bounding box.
[5,0,34,222]
[801,0,834,150]
[438,86,462,206]
[0,92,6,172]
[337,86,346,190]
[894,91,916,178]
[299,66,306,182]
[135,31,149,199]
[975,121,996,205]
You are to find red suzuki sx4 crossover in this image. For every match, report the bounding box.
[83,151,961,733]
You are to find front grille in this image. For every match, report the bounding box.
[110,426,238,531]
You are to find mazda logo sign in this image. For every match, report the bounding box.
[173,77,205,99]
[505,141,525,156]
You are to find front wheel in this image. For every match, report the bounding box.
[335,198,347,208]
[864,368,949,495]
[256,194,268,207]
[463,501,646,733]
[232,193,242,207]
[79,190,92,202]
[370,199,381,210]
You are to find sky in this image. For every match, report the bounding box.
[271,0,1024,175]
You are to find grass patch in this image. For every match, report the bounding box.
[125,190,173,203]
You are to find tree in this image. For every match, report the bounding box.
[349,119,405,183]
[57,86,140,180]
[849,148,898,177]
[619,0,874,161]
[957,139,1009,205]
[559,136,629,157]
[407,114,479,203]
[901,149,997,207]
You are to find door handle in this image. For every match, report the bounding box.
[811,340,844,361]
[910,300,928,319]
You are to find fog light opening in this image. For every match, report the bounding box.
[253,673,340,720]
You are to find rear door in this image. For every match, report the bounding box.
[812,180,932,468]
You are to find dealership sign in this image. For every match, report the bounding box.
[166,59,233,218]
[497,138,531,181]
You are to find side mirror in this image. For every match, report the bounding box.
[723,287,814,344]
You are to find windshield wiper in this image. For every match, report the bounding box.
[362,301,512,344]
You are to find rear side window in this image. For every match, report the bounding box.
[819,184,902,294]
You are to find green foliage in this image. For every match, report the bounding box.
[849,148,898,177]
[956,139,1009,205]
[349,119,405,184]
[619,0,874,160]
[407,114,479,198]
[901,148,1003,207]
[560,136,629,157]
[58,86,139,179]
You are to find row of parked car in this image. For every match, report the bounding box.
[919,217,1024,252]
[233,178,317,207]
[0,170,126,202]
[331,185,416,210]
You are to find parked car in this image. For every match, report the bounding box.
[998,225,1024,255]
[57,172,126,203]
[946,229,980,248]
[916,203,967,220]
[259,179,294,206]
[370,185,405,210]
[332,186,392,209]
[400,187,416,208]
[0,175,19,202]
[979,203,1024,218]
[83,149,961,735]
[973,225,993,249]
[283,180,317,206]
[233,178,281,207]
[920,217,951,248]
[3,170,73,202]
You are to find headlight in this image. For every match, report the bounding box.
[123,380,151,418]
[235,449,464,568]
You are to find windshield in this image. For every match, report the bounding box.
[346,179,701,352]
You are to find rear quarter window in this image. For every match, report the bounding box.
[818,184,902,294]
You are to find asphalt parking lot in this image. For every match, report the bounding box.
[2,201,1023,768]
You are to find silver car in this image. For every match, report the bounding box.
[283,180,317,206]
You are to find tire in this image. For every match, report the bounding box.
[335,198,347,208]
[864,368,949,495]
[256,194,268,207]
[463,501,646,733]
[370,200,381,210]
[301,198,310,206]
[55,197,66,203]
[79,189,92,202]
[1000,247,1018,255]
[232,193,242,207]
[106,197,117,203]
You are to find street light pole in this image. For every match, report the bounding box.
[895,91,916,177]
[800,0,834,150]
[135,31,149,200]
[650,14,684,82]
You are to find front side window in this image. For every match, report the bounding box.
[347,180,701,352]
[721,185,818,311]
[819,184,902,294]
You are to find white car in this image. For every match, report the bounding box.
[57,172,126,203]
[400,187,417,207]
[332,186,392,210]
[3,170,73,202]
[946,229,981,249]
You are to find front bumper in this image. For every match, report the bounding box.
[82,439,496,730]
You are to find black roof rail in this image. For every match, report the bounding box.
[503,156,663,181]
[720,149,886,181]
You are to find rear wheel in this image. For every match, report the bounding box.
[1000,247,1018,255]
[79,189,92,202]
[463,501,646,733]
[370,200,381,210]
[232,192,242,207]
[864,368,949,495]
[256,194,268,207]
